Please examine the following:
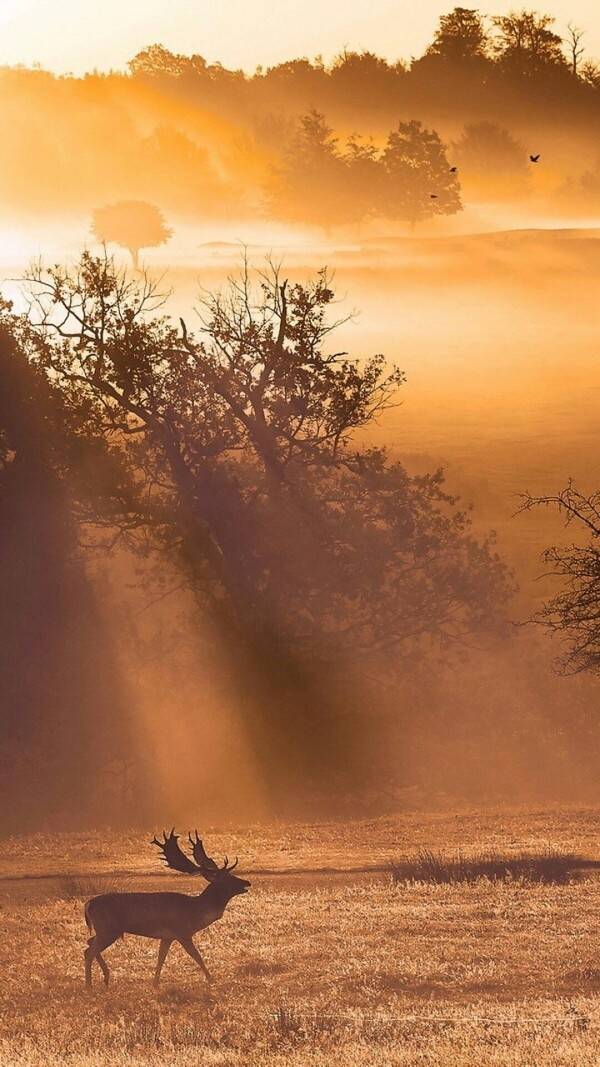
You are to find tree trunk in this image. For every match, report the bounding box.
[0,329,133,829]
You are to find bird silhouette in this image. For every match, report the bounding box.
[529,154,540,163]
[430,194,438,199]
[449,166,457,173]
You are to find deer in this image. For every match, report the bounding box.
[84,829,250,988]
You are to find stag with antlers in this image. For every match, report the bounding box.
[84,830,250,988]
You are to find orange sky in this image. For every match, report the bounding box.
[2,0,600,74]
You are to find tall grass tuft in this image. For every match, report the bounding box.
[390,849,584,885]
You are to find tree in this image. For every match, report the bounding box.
[426,7,490,62]
[379,120,462,227]
[268,110,361,226]
[453,121,529,199]
[580,59,600,88]
[520,484,600,674]
[566,24,585,78]
[329,49,406,106]
[340,135,382,222]
[0,302,134,826]
[492,11,567,77]
[261,58,327,103]
[269,112,464,229]
[23,252,510,796]
[91,201,173,270]
[128,44,188,79]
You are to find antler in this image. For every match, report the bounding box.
[188,829,239,874]
[151,828,239,878]
[151,829,201,875]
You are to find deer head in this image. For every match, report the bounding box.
[151,829,250,895]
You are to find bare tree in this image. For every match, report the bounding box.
[566,23,585,78]
[520,482,600,673]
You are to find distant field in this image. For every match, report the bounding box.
[4,809,600,1065]
[3,807,600,880]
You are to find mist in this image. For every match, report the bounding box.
[2,8,600,830]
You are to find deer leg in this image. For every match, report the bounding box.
[95,950,110,987]
[84,937,94,987]
[177,937,212,983]
[153,939,172,987]
[85,932,118,988]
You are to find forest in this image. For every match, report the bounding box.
[3,7,600,229]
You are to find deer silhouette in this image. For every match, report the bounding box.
[84,829,250,987]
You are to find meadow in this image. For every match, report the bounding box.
[4,808,600,1066]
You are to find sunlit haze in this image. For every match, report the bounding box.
[5,2,600,1059]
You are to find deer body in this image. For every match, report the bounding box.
[86,885,233,940]
[84,830,250,988]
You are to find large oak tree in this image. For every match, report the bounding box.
[21,253,511,795]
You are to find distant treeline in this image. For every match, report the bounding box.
[2,8,600,226]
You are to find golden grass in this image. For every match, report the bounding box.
[4,809,600,1066]
[4,805,600,878]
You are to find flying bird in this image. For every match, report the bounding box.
[529,154,540,163]
[449,166,457,173]
[430,194,438,199]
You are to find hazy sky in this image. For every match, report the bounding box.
[2,0,600,74]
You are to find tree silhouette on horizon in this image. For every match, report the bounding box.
[426,7,491,62]
[91,201,173,270]
[380,120,462,227]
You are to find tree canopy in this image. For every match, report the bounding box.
[492,11,567,77]
[269,112,462,227]
[380,120,462,224]
[426,7,491,62]
[91,201,173,269]
[19,252,511,790]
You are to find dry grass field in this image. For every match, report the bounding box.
[4,808,600,1066]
